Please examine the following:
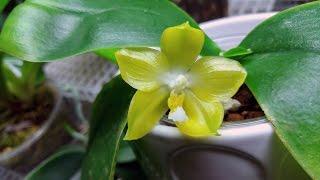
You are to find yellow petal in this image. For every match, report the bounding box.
[189,56,247,102]
[116,48,169,92]
[175,90,224,136]
[124,87,169,140]
[160,22,204,69]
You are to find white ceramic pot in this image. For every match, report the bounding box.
[134,13,310,180]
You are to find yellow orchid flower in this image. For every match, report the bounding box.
[115,22,247,140]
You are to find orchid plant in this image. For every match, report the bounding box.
[1,0,320,180]
[0,0,45,155]
[116,22,246,139]
[0,0,43,108]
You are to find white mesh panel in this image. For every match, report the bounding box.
[228,0,276,16]
[44,53,118,102]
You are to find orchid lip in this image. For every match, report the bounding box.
[168,106,187,122]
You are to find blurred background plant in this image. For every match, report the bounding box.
[0,0,47,154]
[0,57,45,151]
[0,1,63,178]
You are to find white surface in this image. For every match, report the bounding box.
[45,53,118,102]
[201,12,275,50]
[228,0,276,16]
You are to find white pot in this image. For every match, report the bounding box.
[134,13,310,180]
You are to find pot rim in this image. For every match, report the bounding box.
[0,83,63,162]
[200,12,276,32]
[151,13,279,139]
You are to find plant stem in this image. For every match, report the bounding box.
[12,61,43,103]
[0,56,10,102]
[23,62,42,97]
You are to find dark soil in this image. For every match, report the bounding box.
[0,87,54,153]
[173,0,228,23]
[225,85,264,122]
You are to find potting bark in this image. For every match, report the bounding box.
[0,86,54,153]
[225,85,264,121]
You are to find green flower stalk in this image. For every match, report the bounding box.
[116,22,247,140]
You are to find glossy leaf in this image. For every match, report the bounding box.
[0,0,8,12]
[95,48,119,63]
[239,2,320,178]
[0,0,220,62]
[0,56,9,101]
[82,76,136,180]
[221,46,252,58]
[26,146,85,180]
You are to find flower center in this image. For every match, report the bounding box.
[170,74,189,92]
[167,74,189,122]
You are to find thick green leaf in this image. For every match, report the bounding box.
[82,76,135,180]
[0,0,220,62]
[239,2,320,178]
[0,57,9,101]
[0,0,8,12]
[95,48,119,63]
[26,146,85,180]
[221,46,252,58]
[241,2,320,54]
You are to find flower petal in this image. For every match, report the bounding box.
[124,87,169,140]
[189,56,247,102]
[160,22,204,69]
[116,48,169,92]
[175,90,224,136]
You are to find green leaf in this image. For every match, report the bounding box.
[0,0,8,13]
[221,46,252,58]
[0,57,10,101]
[239,2,320,178]
[95,48,119,63]
[26,145,85,180]
[0,0,220,62]
[82,76,135,180]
